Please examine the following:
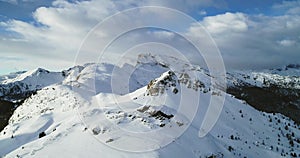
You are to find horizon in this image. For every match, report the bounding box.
[1,54,299,76]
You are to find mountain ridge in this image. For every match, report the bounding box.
[0,54,299,157]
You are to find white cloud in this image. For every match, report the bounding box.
[132,0,227,12]
[149,31,175,39]
[273,0,300,15]
[185,11,300,69]
[199,10,207,16]
[0,0,122,73]
[200,12,248,34]
[0,0,300,73]
[278,39,296,47]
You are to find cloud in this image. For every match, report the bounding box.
[0,0,17,5]
[0,0,121,73]
[188,11,300,69]
[199,10,207,16]
[200,12,248,34]
[128,0,227,12]
[278,39,296,47]
[0,0,300,74]
[273,0,300,15]
[1,0,222,72]
[0,56,23,61]
[149,30,175,39]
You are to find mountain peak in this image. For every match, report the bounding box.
[2,68,50,84]
[25,68,50,77]
[0,55,300,158]
[146,71,178,96]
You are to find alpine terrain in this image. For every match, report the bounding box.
[0,54,299,158]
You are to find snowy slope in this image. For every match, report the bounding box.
[0,54,299,158]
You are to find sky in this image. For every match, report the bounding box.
[0,0,299,74]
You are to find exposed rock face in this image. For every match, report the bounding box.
[146,71,177,96]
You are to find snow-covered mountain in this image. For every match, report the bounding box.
[0,54,299,158]
[0,68,67,132]
[227,66,300,125]
[0,68,65,101]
